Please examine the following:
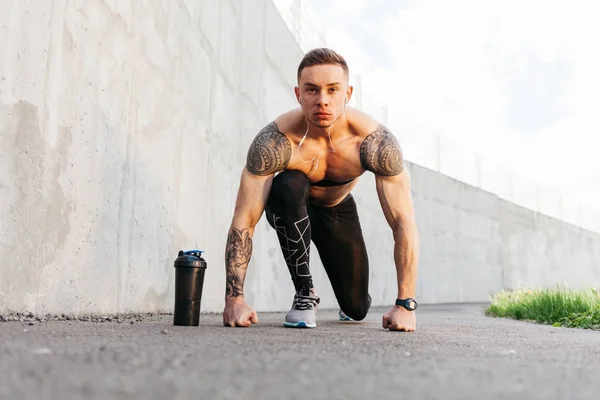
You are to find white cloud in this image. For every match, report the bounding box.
[298,0,600,210]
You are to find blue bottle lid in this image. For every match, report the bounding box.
[181,249,204,258]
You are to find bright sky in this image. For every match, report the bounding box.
[280,0,599,212]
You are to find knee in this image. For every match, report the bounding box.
[270,170,309,205]
[341,294,371,321]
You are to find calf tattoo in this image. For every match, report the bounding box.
[246,122,292,176]
[360,125,404,176]
[225,228,253,298]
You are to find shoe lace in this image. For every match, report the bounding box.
[293,293,320,311]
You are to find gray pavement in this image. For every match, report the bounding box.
[1,303,599,400]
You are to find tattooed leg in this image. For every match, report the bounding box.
[225,228,253,298]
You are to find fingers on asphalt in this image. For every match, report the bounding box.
[222,318,257,328]
[390,325,415,332]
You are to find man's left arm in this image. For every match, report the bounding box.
[360,125,420,331]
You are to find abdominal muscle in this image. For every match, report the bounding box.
[284,128,364,207]
[307,179,360,207]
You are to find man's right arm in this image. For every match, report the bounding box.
[223,122,291,326]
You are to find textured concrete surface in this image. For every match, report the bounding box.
[1,0,599,316]
[0,0,303,315]
[1,303,600,400]
[499,198,600,291]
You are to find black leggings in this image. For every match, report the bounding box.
[265,170,372,320]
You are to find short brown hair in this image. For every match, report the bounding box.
[297,48,349,82]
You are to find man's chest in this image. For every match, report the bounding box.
[287,135,363,181]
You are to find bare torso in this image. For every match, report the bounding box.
[274,107,379,207]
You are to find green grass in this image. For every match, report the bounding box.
[485,287,600,330]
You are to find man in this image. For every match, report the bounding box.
[222,48,420,331]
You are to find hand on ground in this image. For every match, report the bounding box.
[223,298,258,327]
[382,305,416,332]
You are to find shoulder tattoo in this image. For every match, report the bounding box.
[246,122,292,176]
[359,125,404,176]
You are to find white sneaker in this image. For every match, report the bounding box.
[339,310,353,321]
[283,286,320,328]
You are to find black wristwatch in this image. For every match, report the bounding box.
[395,298,418,311]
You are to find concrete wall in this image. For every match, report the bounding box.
[499,199,600,291]
[0,0,300,315]
[352,163,600,306]
[1,0,598,316]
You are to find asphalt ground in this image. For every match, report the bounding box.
[1,303,599,400]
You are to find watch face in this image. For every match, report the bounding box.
[396,298,418,310]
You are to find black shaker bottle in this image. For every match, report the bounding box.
[173,250,207,326]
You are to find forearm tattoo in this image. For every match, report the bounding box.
[360,125,404,176]
[246,122,292,175]
[225,228,253,298]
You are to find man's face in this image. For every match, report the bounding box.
[295,64,352,128]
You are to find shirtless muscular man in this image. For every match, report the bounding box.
[222,48,420,332]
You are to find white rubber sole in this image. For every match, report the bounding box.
[283,320,316,328]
